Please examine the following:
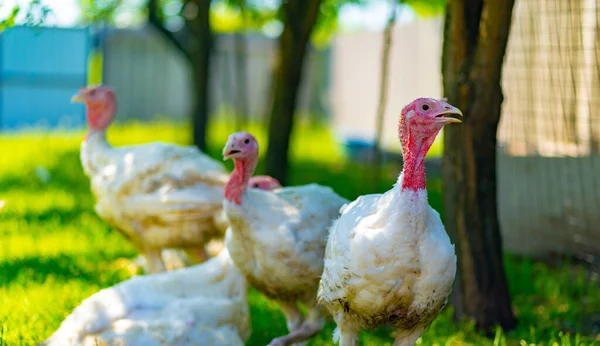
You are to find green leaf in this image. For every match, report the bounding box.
[0,0,53,32]
[0,7,20,33]
[402,0,445,17]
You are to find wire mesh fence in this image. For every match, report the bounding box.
[499,0,600,268]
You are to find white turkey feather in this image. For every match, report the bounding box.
[318,173,456,336]
[40,249,250,346]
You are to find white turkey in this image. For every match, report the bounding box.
[210,175,283,241]
[39,248,250,346]
[72,86,230,272]
[317,97,462,346]
[221,131,349,346]
[161,175,283,271]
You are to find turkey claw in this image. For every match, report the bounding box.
[267,338,286,346]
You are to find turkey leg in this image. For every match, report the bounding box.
[335,323,359,346]
[268,304,326,346]
[280,301,305,333]
[184,246,209,264]
[145,249,166,273]
[392,326,424,346]
[267,301,304,346]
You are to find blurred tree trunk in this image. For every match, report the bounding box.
[234,0,248,131]
[441,0,518,333]
[148,0,213,151]
[373,3,397,188]
[264,0,322,184]
[592,12,600,154]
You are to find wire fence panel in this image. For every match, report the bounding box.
[498,0,600,263]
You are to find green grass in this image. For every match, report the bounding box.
[0,120,598,346]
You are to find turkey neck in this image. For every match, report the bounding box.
[85,129,107,143]
[84,102,114,142]
[225,158,257,204]
[399,132,438,192]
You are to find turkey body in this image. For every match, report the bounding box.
[220,130,349,345]
[224,183,348,346]
[81,131,229,271]
[317,96,461,346]
[40,248,250,346]
[318,175,457,345]
[225,184,347,304]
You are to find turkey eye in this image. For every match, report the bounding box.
[421,104,430,111]
[244,139,250,144]
[254,183,259,188]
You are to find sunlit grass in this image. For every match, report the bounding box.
[0,120,598,345]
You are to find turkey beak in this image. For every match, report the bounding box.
[222,145,240,160]
[71,92,84,103]
[434,104,463,124]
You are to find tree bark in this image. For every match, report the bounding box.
[148,0,213,151]
[264,0,323,184]
[441,0,518,333]
[187,0,213,151]
[234,0,248,131]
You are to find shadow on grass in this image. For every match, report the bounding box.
[245,289,395,345]
[0,206,97,226]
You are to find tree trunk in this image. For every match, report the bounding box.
[234,32,248,130]
[148,0,213,151]
[264,0,322,184]
[187,0,213,151]
[234,1,248,131]
[441,0,518,333]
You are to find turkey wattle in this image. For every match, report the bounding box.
[317,97,462,346]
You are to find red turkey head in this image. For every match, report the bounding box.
[223,132,260,204]
[248,175,282,190]
[399,97,462,152]
[398,97,462,191]
[222,132,259,161]
[71,86,117,131]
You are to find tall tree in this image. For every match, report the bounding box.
[441,0,518,332]
[233,0,248,130]
[264,0,323,184]
[373,1,397,187]
[262,0,444,184]
[148,0,213,151]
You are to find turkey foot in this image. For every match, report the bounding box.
[278,301,304,333]
[267,319,323,346]
[268,304,326,346]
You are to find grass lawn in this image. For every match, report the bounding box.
[0,120,598,345]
